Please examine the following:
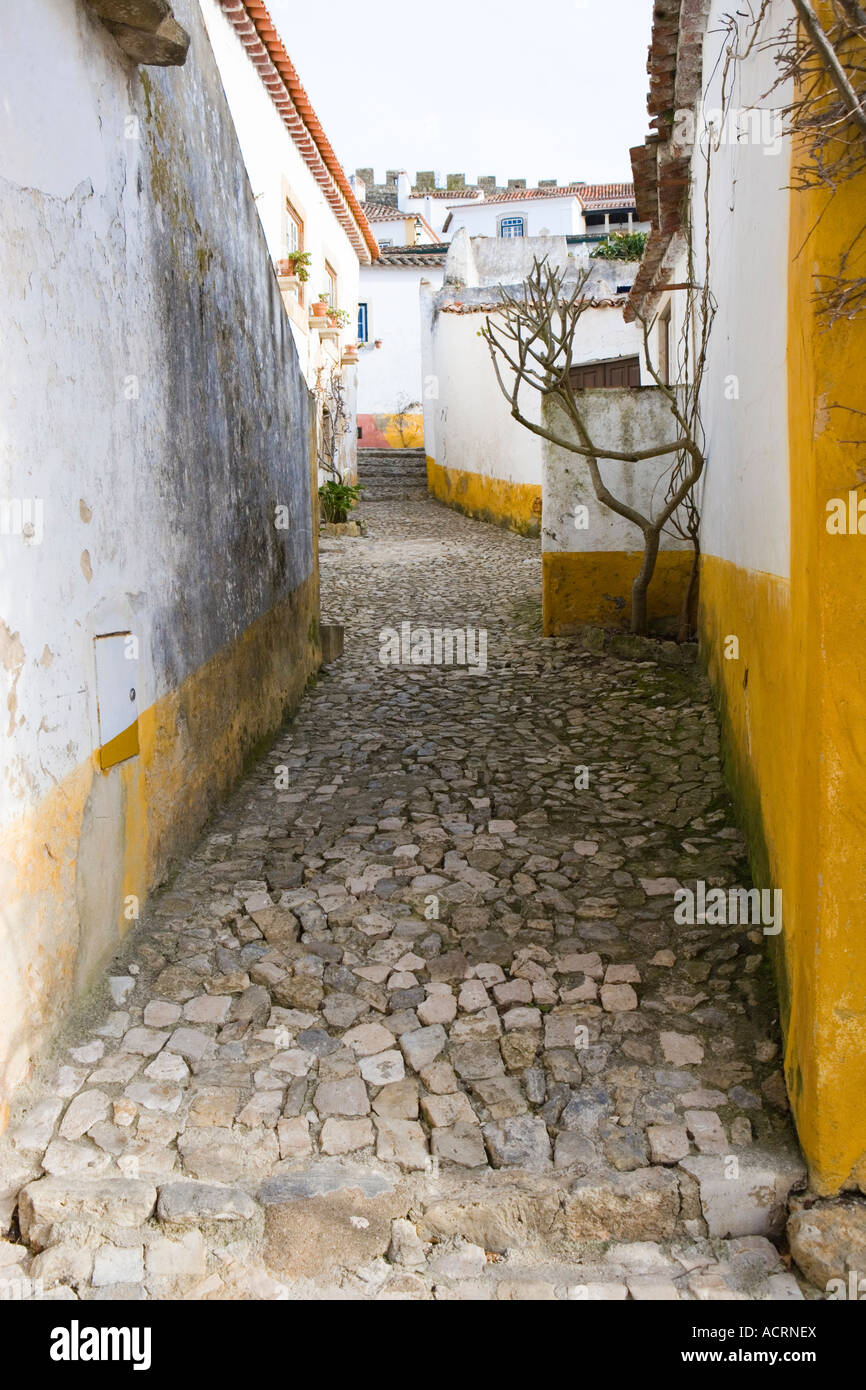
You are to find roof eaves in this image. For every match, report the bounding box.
[219,1,379,261]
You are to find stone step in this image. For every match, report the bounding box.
[253,1160,805,1297]
[357,447,430,500]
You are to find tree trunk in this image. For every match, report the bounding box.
[631,529,660,636]
[677,540,701,644]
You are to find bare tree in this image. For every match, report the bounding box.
[481,251,715,637]
[316,368,350,483]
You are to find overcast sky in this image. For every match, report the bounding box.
[267,0,654,188]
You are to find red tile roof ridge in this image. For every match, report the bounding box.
[219,1,378,260]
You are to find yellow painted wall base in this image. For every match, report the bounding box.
[426,456,541,536]
[0,572,319,1117]
[543,548,693,634]
[358,413,425,450]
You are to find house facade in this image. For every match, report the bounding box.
[627,0,866,1195]
[357,243,447,450]
[0,0,322,1122]
[201,0,378,482]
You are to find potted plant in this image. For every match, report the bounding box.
[312,293,329,318]
[286,249,311,282]
[342,342,359,361]
[318,479,363,524]
[327,306,351,328]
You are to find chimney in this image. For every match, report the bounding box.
[396,171,411,212]
[350,173,366,203]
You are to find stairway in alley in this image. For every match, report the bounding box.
[357,448,428,501]
[0,497,812,1301]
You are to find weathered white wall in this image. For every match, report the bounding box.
[0,0,318,1105]
[358,264,445,419]
[542,392,693,554]
[424,302,543,486]
[652,0,792,578]
[446,196,584,239]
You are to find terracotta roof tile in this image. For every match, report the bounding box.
[479,182,635,207]
[218,1,377,261]
[363,203,411,223]
[375,245,448,268]
[410,188,485,199]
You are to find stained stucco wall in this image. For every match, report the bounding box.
[542,391,693,632]
[663,0,866,1191]
[0,0,319,1117]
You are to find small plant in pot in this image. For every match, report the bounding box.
[318,479,363,523]
[286,249,311,282]
[312,293,330,318]
[327,306,351,328]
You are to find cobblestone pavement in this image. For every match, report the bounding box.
[0,498,814,1301]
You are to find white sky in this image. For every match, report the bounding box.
[267,0,654,188]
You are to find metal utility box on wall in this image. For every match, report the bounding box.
[94,632,140,771]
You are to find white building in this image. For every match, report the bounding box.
[443,182,649,243]
[352,171,647,453]
[201,0,379,480]
[356,244,447,449]
[353,193,445,449]
[422,232,645,534]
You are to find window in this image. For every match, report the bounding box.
[499,216,525,238]
[568,356,641,389]
[284,200,303,255]
[357,303,368,343]
[378,239,393,248]
[325,260,338,308]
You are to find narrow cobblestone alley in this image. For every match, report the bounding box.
[0,498,810,1301]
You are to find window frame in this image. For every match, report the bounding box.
[325,260,338,309]
[284,197,305,305]
[498,214,526,239]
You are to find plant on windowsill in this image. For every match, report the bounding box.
[312,293,330,318]
[327,307,351,328]
[318,479,363,524]
[286,249,311,282]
